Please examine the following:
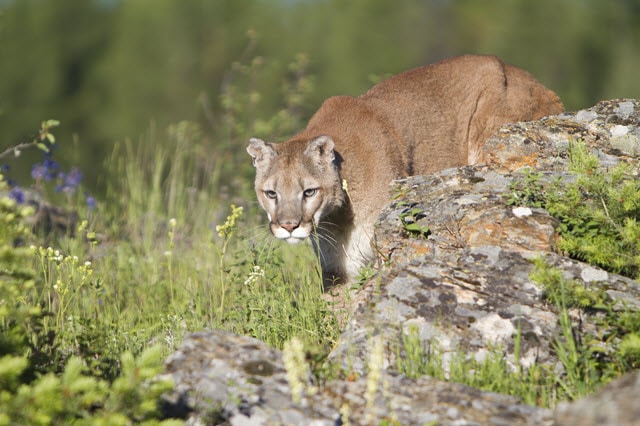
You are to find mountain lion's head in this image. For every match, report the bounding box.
[247,135,346,244]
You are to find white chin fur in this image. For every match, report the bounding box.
[272,226,310,241]
[286,237,304,244]
[291,228,311,239]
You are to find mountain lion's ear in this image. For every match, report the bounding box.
[304,135,335,163]
[247,138,277,168]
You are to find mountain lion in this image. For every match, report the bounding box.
[247,55,563,287]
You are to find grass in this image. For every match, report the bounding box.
[395,323,558,407]
[1,126,339,419]
[0,54,340,423]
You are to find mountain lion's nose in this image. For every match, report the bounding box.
[280,221,299,233]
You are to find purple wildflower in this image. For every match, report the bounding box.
[43,157,59,178]
[31,157,59,181]
[86,195,96,209]
[65,167,83,188]
[31,163,47,180]
[55,167,83,195]
[9,186,25,204]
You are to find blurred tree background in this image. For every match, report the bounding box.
[1,0,639,196]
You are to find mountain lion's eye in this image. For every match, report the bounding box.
[303,188,318,198]
[264,190,277,199]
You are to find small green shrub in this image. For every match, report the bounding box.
[531,258,640,374]
[0,140,185,423]
[396,201,430,238]
[508,139,640,279]
[0,347,179,426]
[0,174,45,373]
[529,257,608,310]
[505,140,640,395]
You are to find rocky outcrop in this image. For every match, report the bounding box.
[160,330,339,425]
[161,330,554,425]
[554,370,640,426]
[161,100,640,425]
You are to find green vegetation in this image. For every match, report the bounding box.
[530,258,640,375]
[0,53,341,422]
[0,173,173,424]
[508,139,640,280]
[391,138,640,408]
[0,121,339,422]
[386,143,639,406]
[396,201,430,238]
[397,324,558,407]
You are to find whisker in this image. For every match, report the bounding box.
[317,233,338,247]
[316,221,341,231]
[245,228,269,244]
[256,230,273,247]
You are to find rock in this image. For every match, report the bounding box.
[325,370,554,426]
[554,371,640,426]
[160,330,339,425]
[161,99,640,425]
[482,98,640,173]
[162,329,554,425]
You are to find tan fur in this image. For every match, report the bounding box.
[247,55,563,287]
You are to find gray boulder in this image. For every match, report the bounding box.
[554,370,640,426]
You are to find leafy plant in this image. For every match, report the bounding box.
[529,257,608,310]
[506,169,547,208]
[0,107,336,419]
[0,119,59,161]
[530,258,640,373]
[0,174,39,360]
[0,348,180,425]
[508,139,640,279]
[396,201,430,238]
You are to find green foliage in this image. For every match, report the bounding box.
[529,257,607,310]
[506,170,547,208]
[508,139,640,279]
[0,348,178,426]
[396,325,444,380]
[352,264,377,290]
[396,324,559,407]
[0,175,39,359]
[96,53,339,354]
[0,56,337,424]
[549,141,640,278]
[396,202,430,238]
[530,258,640,390]
[619,333,640,366]
[0,119,59,161]
[396,253,640,407]
[0,174,181,423]
[552,307,601,400]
